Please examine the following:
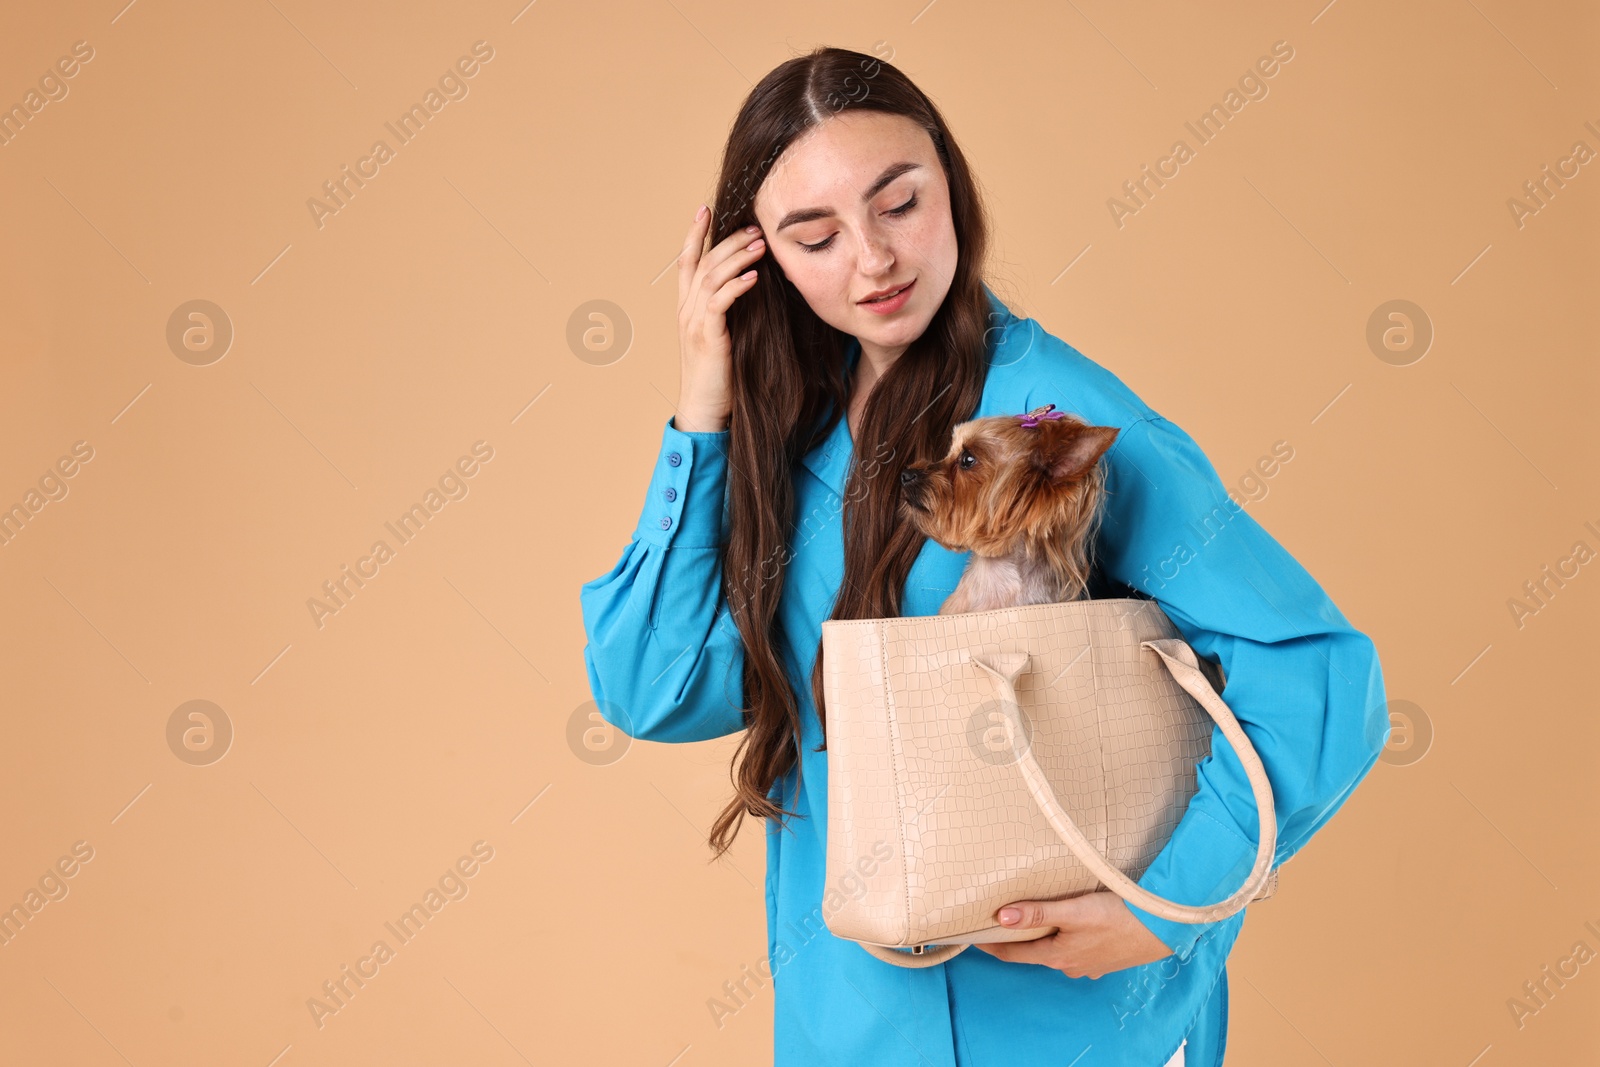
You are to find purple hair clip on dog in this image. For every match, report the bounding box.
[1016,403,1068,428]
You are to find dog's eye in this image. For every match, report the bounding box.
[958,450,976,470]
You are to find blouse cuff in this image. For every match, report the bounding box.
[1121,806,1262,961]
[631,415,731,548]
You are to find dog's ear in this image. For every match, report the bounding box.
[1042,424,1120,484]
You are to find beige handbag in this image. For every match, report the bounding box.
[820,597,1279,968]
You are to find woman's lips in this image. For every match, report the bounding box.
[859,278,915,314]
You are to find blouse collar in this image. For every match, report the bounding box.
[799,284,1013,497]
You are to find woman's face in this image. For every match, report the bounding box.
[751,110,958,363]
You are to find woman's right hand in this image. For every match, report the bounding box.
[674,204,766,433]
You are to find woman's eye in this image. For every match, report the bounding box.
[796,196,917,254]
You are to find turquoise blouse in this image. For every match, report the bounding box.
[580,285,1389,1066]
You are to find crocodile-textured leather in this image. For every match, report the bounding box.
[821,597,1280,968]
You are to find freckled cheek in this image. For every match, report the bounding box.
[773,251,843,306]
[898,212,957,268]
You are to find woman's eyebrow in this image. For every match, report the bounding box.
[774,161,922,231]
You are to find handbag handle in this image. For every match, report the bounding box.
[971,639,1278,925]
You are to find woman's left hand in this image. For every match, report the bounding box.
[973,891,1174,978]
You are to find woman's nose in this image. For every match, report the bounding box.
[857,230,894,274]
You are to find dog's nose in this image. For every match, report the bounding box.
[900,468,921,487]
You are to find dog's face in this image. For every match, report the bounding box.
[899,408,1120,556]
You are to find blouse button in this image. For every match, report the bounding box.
[659,516,672,530]
[664,487,677,502]
[667,451,682,467]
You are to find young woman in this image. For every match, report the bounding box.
[580,47,1388,1067]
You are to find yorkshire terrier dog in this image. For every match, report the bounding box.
[899,404,1120,615]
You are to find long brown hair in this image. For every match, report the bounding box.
[706,47,994,858]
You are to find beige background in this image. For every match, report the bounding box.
[1,0,1595,1063]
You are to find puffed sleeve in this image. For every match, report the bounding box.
[1089,414,1390,960]
[578,415,748,743]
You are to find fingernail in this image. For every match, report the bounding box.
[746,224,760,234]
[999,908,1019,924]
[696,204,708,221]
